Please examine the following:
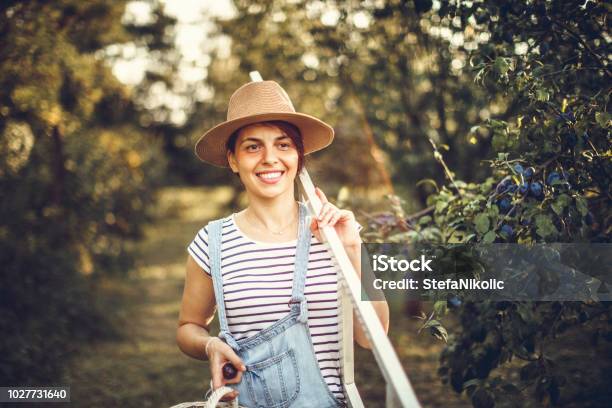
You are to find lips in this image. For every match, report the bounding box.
[255,170,285,184]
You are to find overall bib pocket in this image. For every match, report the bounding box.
[246,348,300,408]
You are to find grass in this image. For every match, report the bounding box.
[58,186,470,408]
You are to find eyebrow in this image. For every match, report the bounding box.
[240,135,290,144]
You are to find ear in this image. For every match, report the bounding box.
[227,150,239,173]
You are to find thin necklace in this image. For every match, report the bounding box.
[245,205,298,236]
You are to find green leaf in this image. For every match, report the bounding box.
[429,324,448,342]
[575,196,588,216]
[462,378,481,390]
[551,194,570,216]
[536,88,549,102]
[483,230,496,243]
[419,215,432,225]
[517,303,534,322]
[388,232,412,243]
[595,111,611,128]
[535,214,557,238]
[448,230,466,243]
[433,300,448,315]
[436,200,449,213]
[474,213,490,234]
[494,57,510,75]
[550,179,565,186]
[416,178,439,191]
[423,318,441,329]
[492,133,507,152]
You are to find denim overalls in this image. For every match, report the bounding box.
[207,201,346,408]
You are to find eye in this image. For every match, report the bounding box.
[245,144,260,152]
[278,142,292,150]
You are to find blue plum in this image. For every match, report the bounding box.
[222,363,238,380]
[529,182,543,198]
[447,295,462,309]
[497,197,512,213]
[513,164,524,174]
[500,224,514,238]
[546,172,561,185]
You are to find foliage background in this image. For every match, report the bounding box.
[0,0,609,407]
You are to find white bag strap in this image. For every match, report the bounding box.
[169,384,241,408]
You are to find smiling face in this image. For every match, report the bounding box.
[227,123,301,200]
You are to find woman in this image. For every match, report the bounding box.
[176,80,389,407]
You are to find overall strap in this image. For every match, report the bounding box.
[289,201,312,323]
[207,218,241,351]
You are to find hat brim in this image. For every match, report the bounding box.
[195,112,334,167]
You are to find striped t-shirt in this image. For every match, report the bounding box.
[187,214,346,402]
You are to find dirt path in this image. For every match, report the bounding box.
[60,187,470,407]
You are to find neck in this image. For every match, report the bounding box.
[245,190,298,231]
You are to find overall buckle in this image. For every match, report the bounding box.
[287,298,301,309]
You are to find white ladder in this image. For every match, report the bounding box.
[248,71,421,407]
[297,168,420,408]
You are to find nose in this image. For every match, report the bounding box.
[262,145,279,164]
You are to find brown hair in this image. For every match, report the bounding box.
[226,121,305,174]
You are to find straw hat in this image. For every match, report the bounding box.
[195,80,334,167]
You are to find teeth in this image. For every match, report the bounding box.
[258,172,282,179]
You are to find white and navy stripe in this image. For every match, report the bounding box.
[188,214,346,401]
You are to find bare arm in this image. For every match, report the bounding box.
[176,255,217,360]
[176,255,245,399]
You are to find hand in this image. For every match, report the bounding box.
[309,187,362,248]
[206,337,246,401]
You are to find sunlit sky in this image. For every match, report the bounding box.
[110,0,369,124]
[108,0,235,124]
[112,0,235,86]
[108,0,505,125]
[111,0,372,87]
